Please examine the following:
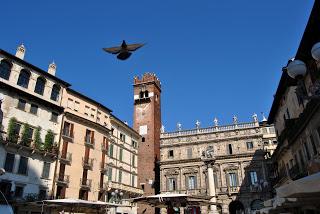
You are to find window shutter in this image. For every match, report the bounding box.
[91,131,94,145]
[70,123,74,137]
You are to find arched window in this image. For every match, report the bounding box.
[139,91,144,98]
[50,84,60,101]
[0,60,12,80]
[144,90,149,97]
[17,69,31,88]
[34,77,46,95]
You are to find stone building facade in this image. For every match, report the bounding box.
[0,45,70,213]
[159,117,277,214]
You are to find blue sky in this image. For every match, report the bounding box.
[1,0,314,131]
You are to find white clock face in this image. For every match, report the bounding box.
[136,103,150,120]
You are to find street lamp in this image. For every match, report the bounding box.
[109,189,123,204]
[0,168,5,176]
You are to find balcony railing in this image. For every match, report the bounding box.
[100,162,108,174]
[160,122,258,138]
[101,143,108,152]
[56,174,70,186]
[80,178,92,189]
[0,132,57,156]
[84,136,95,148]
[227,186,240,194]
[82,157,94,170]
[59,152,72,164]
[98,182,108,191]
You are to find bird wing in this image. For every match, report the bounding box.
[102,46,122,54]
[126,43,144,51]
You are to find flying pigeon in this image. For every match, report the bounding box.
[103,40,144,60]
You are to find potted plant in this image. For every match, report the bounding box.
[44,130,54,151]
[7,117,18,143]
[33,126,42,150]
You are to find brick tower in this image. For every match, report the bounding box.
[133,73,161,214]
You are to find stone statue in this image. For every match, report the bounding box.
[177,122,182,131]
[252,113,258,122]
[160,125,165,133]
[213,117,218,127]
[195,120,201,129]
[202,146,214,159]
[233,115,238,124]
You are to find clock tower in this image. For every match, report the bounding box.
[133,73,161,214]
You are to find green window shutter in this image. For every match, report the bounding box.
[119,149,123,161]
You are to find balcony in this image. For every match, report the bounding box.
[227,186,240,194]
[61,130,74,142]
[59,152,72,165]
[55,174,70,186]
[84,136,94,148]
[0,132,57,157]
[98,182,108,191]
[100,162,108,174]
[80,178,92,190]
[82,157,94,170]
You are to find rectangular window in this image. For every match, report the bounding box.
[63,122,73,137]
[42,162,51,179]
[132,155,136,167]
[120,133,126,142]
[67,98,74,109]
[187,148,192,158]
[119,149,123,161]
[84,106,90,115]
[310,135,318,155]
[51,112,58,122]
[132,175,135,187]
[249,171,258,184]
[109,144,114,157]
[213,173,219,187]
[303,142,311,160]
[74,101,80,111]
[108,168,113,181]
[118,170,122,183]
[187,176,196,190]
[132,140,137,148]
[17,156,28,175]
[168,150,174,158]
[17,99,26,111]
[228,173,238,187]
[30,104,38,115]
[168,178,176,191]
[299,149,305,168]
[14,185,24,198]
[246,142,253,150]
[227,144,233,155]
[4,153,15,172]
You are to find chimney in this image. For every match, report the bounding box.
[48,61,56,76]
[15,44,26,59]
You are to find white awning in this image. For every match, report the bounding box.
[276,172,320,198]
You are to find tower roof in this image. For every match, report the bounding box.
[133,72,161,90]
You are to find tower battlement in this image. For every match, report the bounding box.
[134,72,161,89]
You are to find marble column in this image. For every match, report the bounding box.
[207,162,217,214]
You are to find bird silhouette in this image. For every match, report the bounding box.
[103,40,144,60]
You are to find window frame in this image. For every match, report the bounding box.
[4,153,15,173]
[17,156,28,175]
[34,76,46,95]
[30,104,38,115]
[0,60,12,80]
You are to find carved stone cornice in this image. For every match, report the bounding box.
[164,169,179,176]
[223,164,239,171]
[183,168,198,175]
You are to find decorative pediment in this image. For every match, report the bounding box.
[183,168,198,175]
[223,164,239,171]
[165,169,179,176]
